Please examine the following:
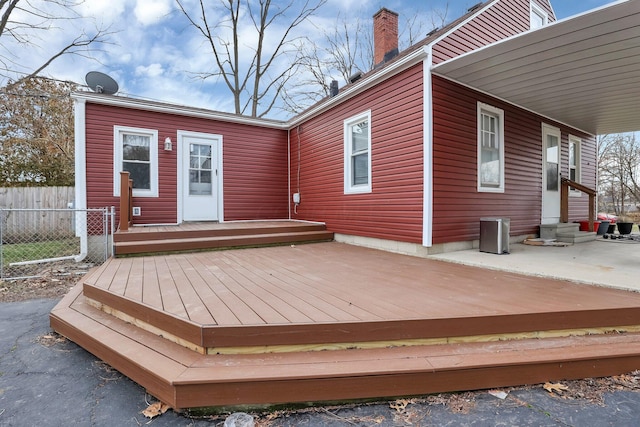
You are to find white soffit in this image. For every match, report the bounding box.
[432,0,640,135]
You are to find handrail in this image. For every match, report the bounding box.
[561,177,596,232]
[119,171,133,231]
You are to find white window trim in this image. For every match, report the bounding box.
[344,110,372,194]
[113,125,159,197]
[568,134,582,197]
[477,102,505,193]
[530,1,548,29]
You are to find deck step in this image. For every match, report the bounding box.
[113,222,329,243]
[556,230,597,244]
[81,280,640,351]
[50,286,640,410]
[114,230,334,256]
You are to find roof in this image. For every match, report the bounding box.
[432,0,640,135]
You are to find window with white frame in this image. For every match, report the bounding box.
[113,126,158,197]
[477,102,505,192]
[569,135,581,195]
[530,2,548,29]
[344,111,372,194]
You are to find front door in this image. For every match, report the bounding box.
[541,124,561,224]
[179,132,221,221]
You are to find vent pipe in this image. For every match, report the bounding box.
[330,80,339,97]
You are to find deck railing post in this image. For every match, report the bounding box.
[589,193,595,232]
[560,180,569,223]
[119,171,132,231]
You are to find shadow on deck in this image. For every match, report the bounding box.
[50,222,640,410]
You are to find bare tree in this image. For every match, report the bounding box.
[0,77,76,186]
[598,133,640,215]
[176,0,325,118]
[283,6,449,114]
[0,0,110,87]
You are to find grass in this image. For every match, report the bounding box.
[1,237,80,267]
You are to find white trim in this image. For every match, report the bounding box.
[343,110,372,194]
[568,134,582,197]
[530,1,549,29]
[113,126,159,198]
[71,92,288,130]
[423,54,433,248]
[73,99,87,211]
[176,130,224,223]
[477,102,505,193]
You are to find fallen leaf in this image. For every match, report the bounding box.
[543,382,569,395]
[390,399,410,412]
[142,401,171,419]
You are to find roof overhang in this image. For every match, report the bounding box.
[432,0,640,135]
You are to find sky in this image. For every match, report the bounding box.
[2,0,622,119]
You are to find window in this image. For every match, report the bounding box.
[530,2,548,29]
[569,135,581,195]
[113,126,158,197]
[477,103,505,192]
[344,111,372,194]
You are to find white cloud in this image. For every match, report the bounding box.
[78,0,127,23]
[134,0,172,26]
[135,63,165,77]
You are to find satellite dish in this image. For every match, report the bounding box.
[85,71,119,95]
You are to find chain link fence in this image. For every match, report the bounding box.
[0,208,114,280]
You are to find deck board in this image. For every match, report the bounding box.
[88,242,640,331]
[142,257,163,309]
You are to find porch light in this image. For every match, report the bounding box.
[164,137,172,151]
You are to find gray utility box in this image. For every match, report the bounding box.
[479,217,510,254]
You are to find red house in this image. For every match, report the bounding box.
[73,0,640,254]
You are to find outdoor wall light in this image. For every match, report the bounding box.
[164,137,173,151]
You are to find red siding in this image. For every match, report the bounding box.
[84,103,288,224]
[433,0,556,65]
[290,64,424,243]
[431,75,595,244]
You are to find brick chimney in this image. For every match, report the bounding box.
[373,8,399,67]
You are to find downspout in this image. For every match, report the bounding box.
[287,128,291,219]
[74,98,88,262]
[423,46,433,248]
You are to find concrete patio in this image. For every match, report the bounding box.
[429,234,640,292]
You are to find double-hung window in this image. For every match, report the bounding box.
[477,102,505,192]
[114,126,158,197]
[344,111,372,194]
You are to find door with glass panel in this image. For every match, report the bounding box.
[541,124,561,224]
[181,135,219,221]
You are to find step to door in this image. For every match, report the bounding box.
[114,230,334,256]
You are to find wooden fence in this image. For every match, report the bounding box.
[0,187,76,242]
[0,186,74,209]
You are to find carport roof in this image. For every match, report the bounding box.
[432,0,640,135]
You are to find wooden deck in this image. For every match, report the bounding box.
[51,241,640,409]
